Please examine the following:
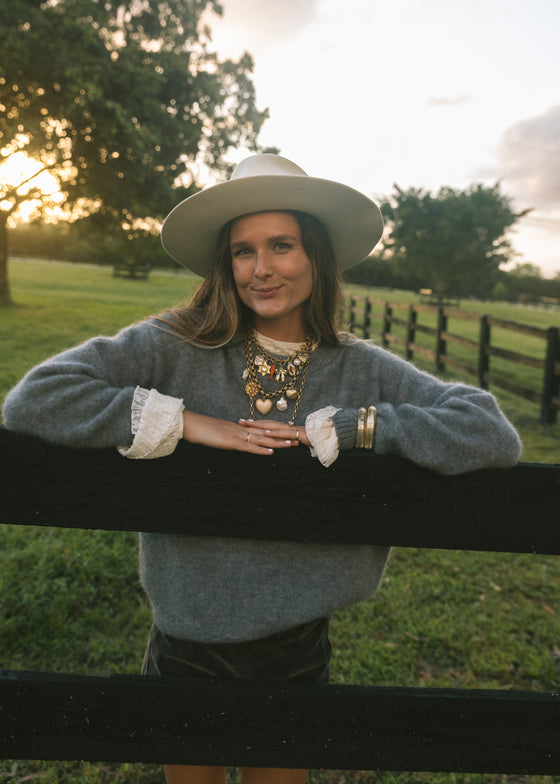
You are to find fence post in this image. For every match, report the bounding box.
[541,326,560,424]
[406,304,417,361]
[435,307,447,373]
[363,297,372,340]
[383,302,392,347]
[478,315,490,390]
[348,296,357,334]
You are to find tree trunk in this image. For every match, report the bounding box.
[0,212,13,306]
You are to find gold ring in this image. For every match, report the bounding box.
[295,429,300,440]
[246,432,251,443]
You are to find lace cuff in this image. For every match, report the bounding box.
[305,406,341,467]
[118,387,185,459]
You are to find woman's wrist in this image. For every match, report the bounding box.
[182,409,201,443]
[331,407,378,452]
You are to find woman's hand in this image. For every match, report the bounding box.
[239,417,310,447]
[182,410,305,455]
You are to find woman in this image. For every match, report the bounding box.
[2,154,521,784]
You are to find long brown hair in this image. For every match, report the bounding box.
[156,211,344,347]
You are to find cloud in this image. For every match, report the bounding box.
[497,105,560,211]
[215,0,320,44]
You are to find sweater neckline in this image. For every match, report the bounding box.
[253,330,304,358]
[231,328,357,375]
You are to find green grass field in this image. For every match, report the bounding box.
[1,260,559,784]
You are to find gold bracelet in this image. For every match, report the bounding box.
[355,407,366,449]
[364,405,377,449]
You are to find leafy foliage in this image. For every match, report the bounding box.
[378,183,527,299]
[0,0,271,302]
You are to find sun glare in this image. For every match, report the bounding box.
[0,151,63,218]
[0,151,60,193]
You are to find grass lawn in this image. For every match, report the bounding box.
[1,260,559,784]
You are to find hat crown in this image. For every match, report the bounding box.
[231,153,308,181]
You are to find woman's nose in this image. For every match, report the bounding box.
[254,251,273,277]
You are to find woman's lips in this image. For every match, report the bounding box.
[253,286,282,298]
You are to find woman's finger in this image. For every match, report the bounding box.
[243,426,299,450]
[239,419,308,447]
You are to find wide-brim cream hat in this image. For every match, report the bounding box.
[161,153,383,276]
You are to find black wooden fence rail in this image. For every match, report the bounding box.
[345,295,560,425]
[1,427,559,774]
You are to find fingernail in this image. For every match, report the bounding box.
[239,418,247,423]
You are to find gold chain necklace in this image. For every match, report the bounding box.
[243,329,315,424]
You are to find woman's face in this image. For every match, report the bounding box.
[230,211,314,342]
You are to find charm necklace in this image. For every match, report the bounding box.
[243,329,315,424]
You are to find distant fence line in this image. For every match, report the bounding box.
[344,295,560,425]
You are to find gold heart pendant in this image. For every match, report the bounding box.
[286,389,298,400]
[255,398,273,415]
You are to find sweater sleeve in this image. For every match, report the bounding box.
[332,347,521,475]
[305,406,341,467]
[118,387,185,459]
[2,323,164,448]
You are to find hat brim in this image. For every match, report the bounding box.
[161,174,383,276]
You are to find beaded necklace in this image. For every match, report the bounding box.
[242,329,315,424]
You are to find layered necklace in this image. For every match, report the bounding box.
[243,329,316,424]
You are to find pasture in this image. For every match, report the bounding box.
[0,259,558,784]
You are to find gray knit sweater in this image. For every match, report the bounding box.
[3,320,521,642]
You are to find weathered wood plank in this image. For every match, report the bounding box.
[487,344,545,369]
[487,317,548,339]
[1,427,558,553]
[1,429,560,774]
[1,670,559,773]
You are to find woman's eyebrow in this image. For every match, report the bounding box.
[230,240,251,250]
[231,234,298,249]
[271,234,298,243]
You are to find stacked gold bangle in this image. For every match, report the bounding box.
[355,406,377,449]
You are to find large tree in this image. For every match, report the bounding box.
[380,183,527,299]
[0,0,270,304]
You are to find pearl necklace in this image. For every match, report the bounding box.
[242,329,315,423]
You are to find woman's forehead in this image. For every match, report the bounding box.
[230,211,301,239]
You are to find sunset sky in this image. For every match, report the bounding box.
[207,0,560,277]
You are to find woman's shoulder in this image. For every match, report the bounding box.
[312,332,385,371]
[334,332,390,359]
[140,316,243,352]
[321,332,419,376]
[337,331,370,348]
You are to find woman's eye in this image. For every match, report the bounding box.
[232,247,253,257]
